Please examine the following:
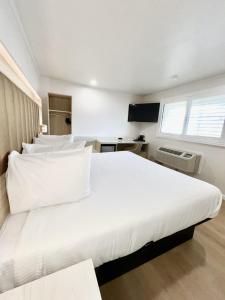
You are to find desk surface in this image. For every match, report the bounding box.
[0,260,102,300]
[97,137,148,144]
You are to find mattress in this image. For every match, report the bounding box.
[0,151,222,292]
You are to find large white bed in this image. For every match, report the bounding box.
[0,151,222,292]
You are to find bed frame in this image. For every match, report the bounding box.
[96,219,209,285]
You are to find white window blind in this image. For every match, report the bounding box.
[187,97,225,138]
[161,101,186,135]
[160,95,225,146]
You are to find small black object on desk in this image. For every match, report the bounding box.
[133,135,145,142]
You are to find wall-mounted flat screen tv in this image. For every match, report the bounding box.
[128,103,160,122]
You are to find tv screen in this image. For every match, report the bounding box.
[128,103,160,122]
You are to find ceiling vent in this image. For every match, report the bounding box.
[156,147,201,174]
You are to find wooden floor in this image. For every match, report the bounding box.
[100,202,225,300]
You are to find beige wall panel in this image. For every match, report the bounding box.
[0,72,40,227]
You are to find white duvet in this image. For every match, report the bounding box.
[0,152,222,292]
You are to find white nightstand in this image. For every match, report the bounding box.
[0,259,102,300]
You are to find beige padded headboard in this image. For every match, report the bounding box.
[0,72,40,226]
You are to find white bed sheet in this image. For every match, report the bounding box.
[0,152,222,292]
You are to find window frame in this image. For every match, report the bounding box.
[157,91,225,148]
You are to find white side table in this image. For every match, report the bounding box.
[0,259,102,300]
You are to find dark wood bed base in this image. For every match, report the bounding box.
[95,219,210,285]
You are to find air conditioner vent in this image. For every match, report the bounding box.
[156,147,201,174]
[158,147,183,156]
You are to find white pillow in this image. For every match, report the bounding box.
[22,141,86,154]
[38,134,73,140]
[6,147,92,214]
[34,134,73,145]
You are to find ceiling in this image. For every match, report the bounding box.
[14,0,225,94]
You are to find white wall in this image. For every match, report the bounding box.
[0,0,39,91]
[39,76,142,137]
[140,74,225,195]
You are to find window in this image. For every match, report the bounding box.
[161,101,186,135]
[160,95,225,146]
[187,97,225,138]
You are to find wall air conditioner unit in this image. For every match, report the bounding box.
[156,147,201,174]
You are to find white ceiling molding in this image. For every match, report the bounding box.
[8,0,40,75]
[0,41,42,108]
